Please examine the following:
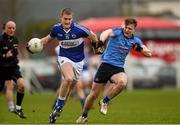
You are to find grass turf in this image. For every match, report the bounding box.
[0,89,180,124]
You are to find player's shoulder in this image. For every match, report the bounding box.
[73,22,90,32]
[112,27,122,31]
[52,23,61,28]
[133,35,141,41]
[112,27,123,35]
[51,23,63,33]
[0,33,5,42]
[73,22,86,28]
[132,35,143,44]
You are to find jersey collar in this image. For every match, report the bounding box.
[61,22,74,33]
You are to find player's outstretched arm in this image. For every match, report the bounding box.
[41,35,54,45]
[88,31,98,43]
[99,29,113,42]
[27,34,53,54]
[88,31,104,54]
[90,29,113,54]
[132,44,151,57]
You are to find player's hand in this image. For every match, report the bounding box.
[5,50,13,58]
[95,46,105,54]
[26,46,34,54]
[92,40,105,54]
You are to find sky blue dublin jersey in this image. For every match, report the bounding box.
[102,28,143,67]
[50,22,90,62]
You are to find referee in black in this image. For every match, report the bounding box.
[0,21,26,118]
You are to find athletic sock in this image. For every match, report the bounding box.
[82,112,88,118]
[55,96,66,110]
[8,101,14,111]
[16,91,24,106]
[103,96,110,104]
[80,98,86,108]
[16,105,22,110]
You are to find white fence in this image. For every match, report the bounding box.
[19,56,180,92]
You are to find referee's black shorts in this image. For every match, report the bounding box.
[0,65,22,91]
[94,62,125,84]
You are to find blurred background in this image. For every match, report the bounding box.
[0,0,180,92]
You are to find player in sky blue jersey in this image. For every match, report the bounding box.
[40,8,98,123]
[76,18,152,123]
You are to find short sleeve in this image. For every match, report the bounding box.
[112,28,122,37]
[75,23,90,38]
[134,37,143,45]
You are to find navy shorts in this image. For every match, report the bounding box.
[0,66,22,91]
[94,62,125,83]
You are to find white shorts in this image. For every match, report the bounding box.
[57,56,84,80]
[81,70,92,82]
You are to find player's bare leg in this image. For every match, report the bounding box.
[76,83,105,123]
[50,63,77,123]
[107,73,127,99]
[14,78,26,118]
[52,79,76,109]
[100,73,127,115]
[5,80,14,112]
[76,80,86,107]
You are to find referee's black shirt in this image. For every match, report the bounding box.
[0,33,19,67]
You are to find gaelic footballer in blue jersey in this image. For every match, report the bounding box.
[76,18,152,123]
[39,8,98,124]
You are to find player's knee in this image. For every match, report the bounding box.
[17,79,25,90]
[6,86,13,91]
[64,77,74,83]
[117,80,127,89]
[17,84,25,91]
[89,91,99,100]
[5,82,14,90]
[90,94,97,100]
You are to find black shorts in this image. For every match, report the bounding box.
[0,65,22,91]
[0,79,5,91]
[94,62,125,83]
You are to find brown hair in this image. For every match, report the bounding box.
[60,8,73,16]
[124,18,137,28]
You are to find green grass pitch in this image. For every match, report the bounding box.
[0,89,180,124]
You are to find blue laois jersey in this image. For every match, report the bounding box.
[102,28,143,67]
[50,22,90,62]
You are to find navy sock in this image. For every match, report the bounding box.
[82,112,88,118]
[55,99,65,110]
[80,98,85,108]
[103,96,110,104]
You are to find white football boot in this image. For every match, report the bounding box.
[99,99,108,115]
[76,116,88,123]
